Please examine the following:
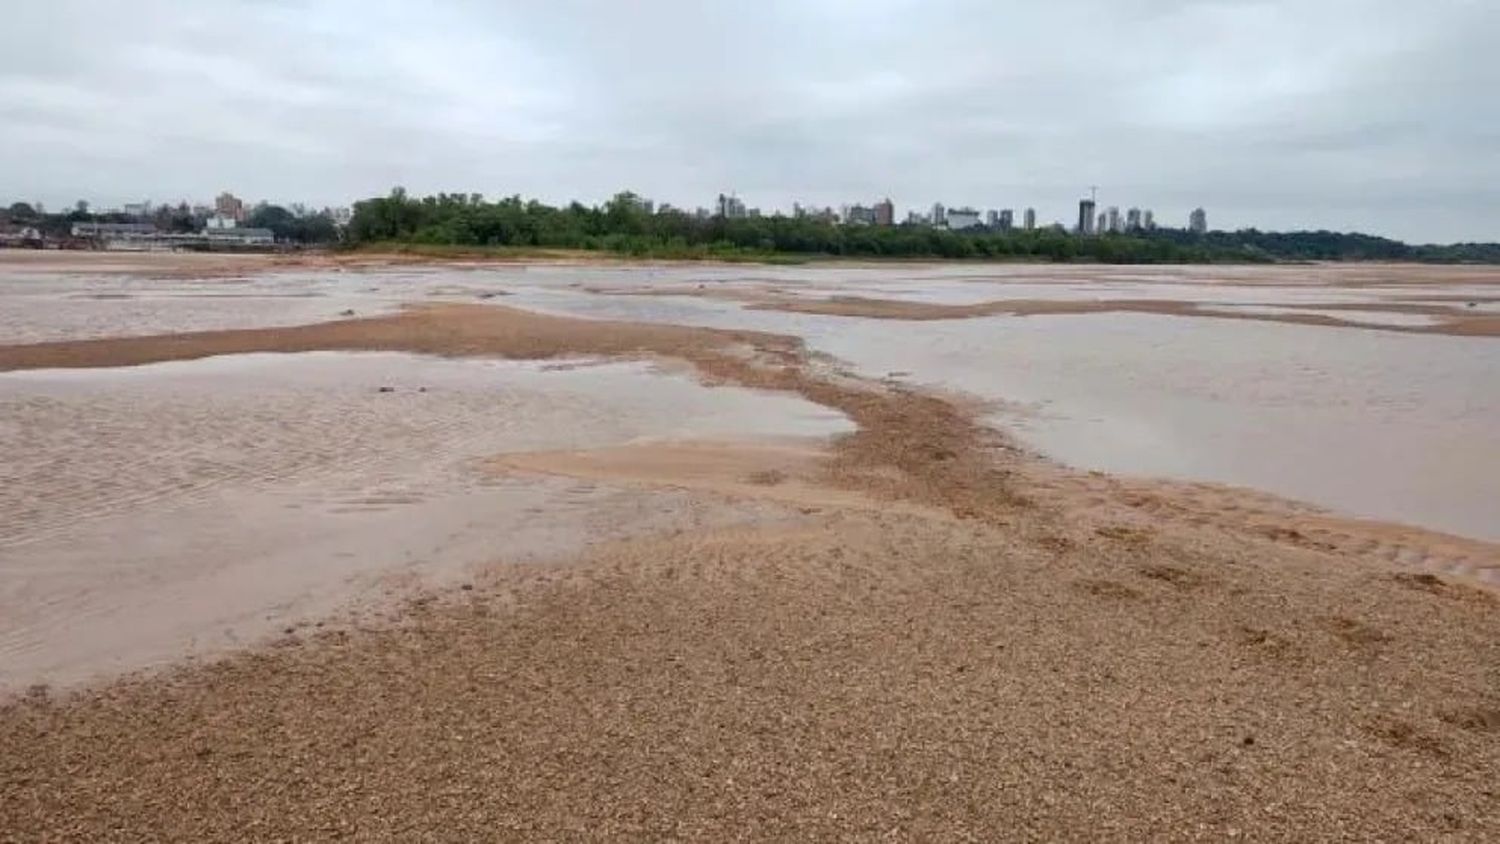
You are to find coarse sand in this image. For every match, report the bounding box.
[1,301,1497,840]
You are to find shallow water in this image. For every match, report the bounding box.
[810,314,1500,540]
[4,262,1497,542]
[489,268,1500,540]
[0,351,850,690]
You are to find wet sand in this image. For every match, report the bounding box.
[2,259,1499,839]
[0,352,848,690]
[743,293,1500,337]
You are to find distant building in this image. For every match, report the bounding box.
[1189,207,1208,233]
[71,222,157,243]
[1023,207,1037,230]
[123,201,152,219]
[1125,207,1142,231]
[204,227,275,246]
[0,225,43,247]
[716,193,747,219]
[985,209,999,228]
[1142,209,1155,230]
[844,204,876,226]
[1105,206,1121,233]
[719,194,749,219]
[1098,212,1108,234]
[946,207,982,230]
[205,215,239,230]
[1077,199,1096,235]
[931,203,946,227]
[905,210,927,225]
[873,198,895,226]
[998,209,1014,231]
[215,192,245,223]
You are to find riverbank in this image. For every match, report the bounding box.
[1,298,1497,839]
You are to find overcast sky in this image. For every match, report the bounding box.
[2,1,1495,242]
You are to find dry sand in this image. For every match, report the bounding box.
[1,297,1498,839]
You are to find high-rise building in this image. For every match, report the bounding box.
[1077,199,1096,234]
[985,210,999,228]
[716,193,746,219]
[1023,208,1036,230]
[1142,210,1155,230]
[1105,206,1121,233]
[874,198,895,226]
[1189,207,1208,233]
[1125,207,1142,231]
[1098,212,1108,234]
[946,207,982,230]
[998,209,1014,231]
[215,192,245,223]
[931,203,946,227]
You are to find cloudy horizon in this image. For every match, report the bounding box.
[2,0,1496,243]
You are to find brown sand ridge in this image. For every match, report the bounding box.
[2,303,1499,840]
[743,294,1500,337]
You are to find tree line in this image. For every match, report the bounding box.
[345,189,1498,264]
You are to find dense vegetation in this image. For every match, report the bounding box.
[5,192,1493,262]
[345,189,1499,264]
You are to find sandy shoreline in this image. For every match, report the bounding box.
[596,285,1500,337]
[2,270,1498,838]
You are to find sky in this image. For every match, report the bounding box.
[1,0,1496,243]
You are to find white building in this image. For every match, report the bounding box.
[204,227,275,246]
[946,207,982,230]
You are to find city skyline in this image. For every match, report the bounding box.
[2,2,1495,244]
[25,188,1205,236]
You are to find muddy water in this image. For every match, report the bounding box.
[491,268,1500,541]
[5,263,1493,542]
[2,261,1498,690]
[813,314,1500,541]
[0,352,850,691]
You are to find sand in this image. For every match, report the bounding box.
[2,267,1498,840]
[739,294,1500,337]
[0,353,849,691]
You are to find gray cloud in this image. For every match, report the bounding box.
[1,0,1495,241]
